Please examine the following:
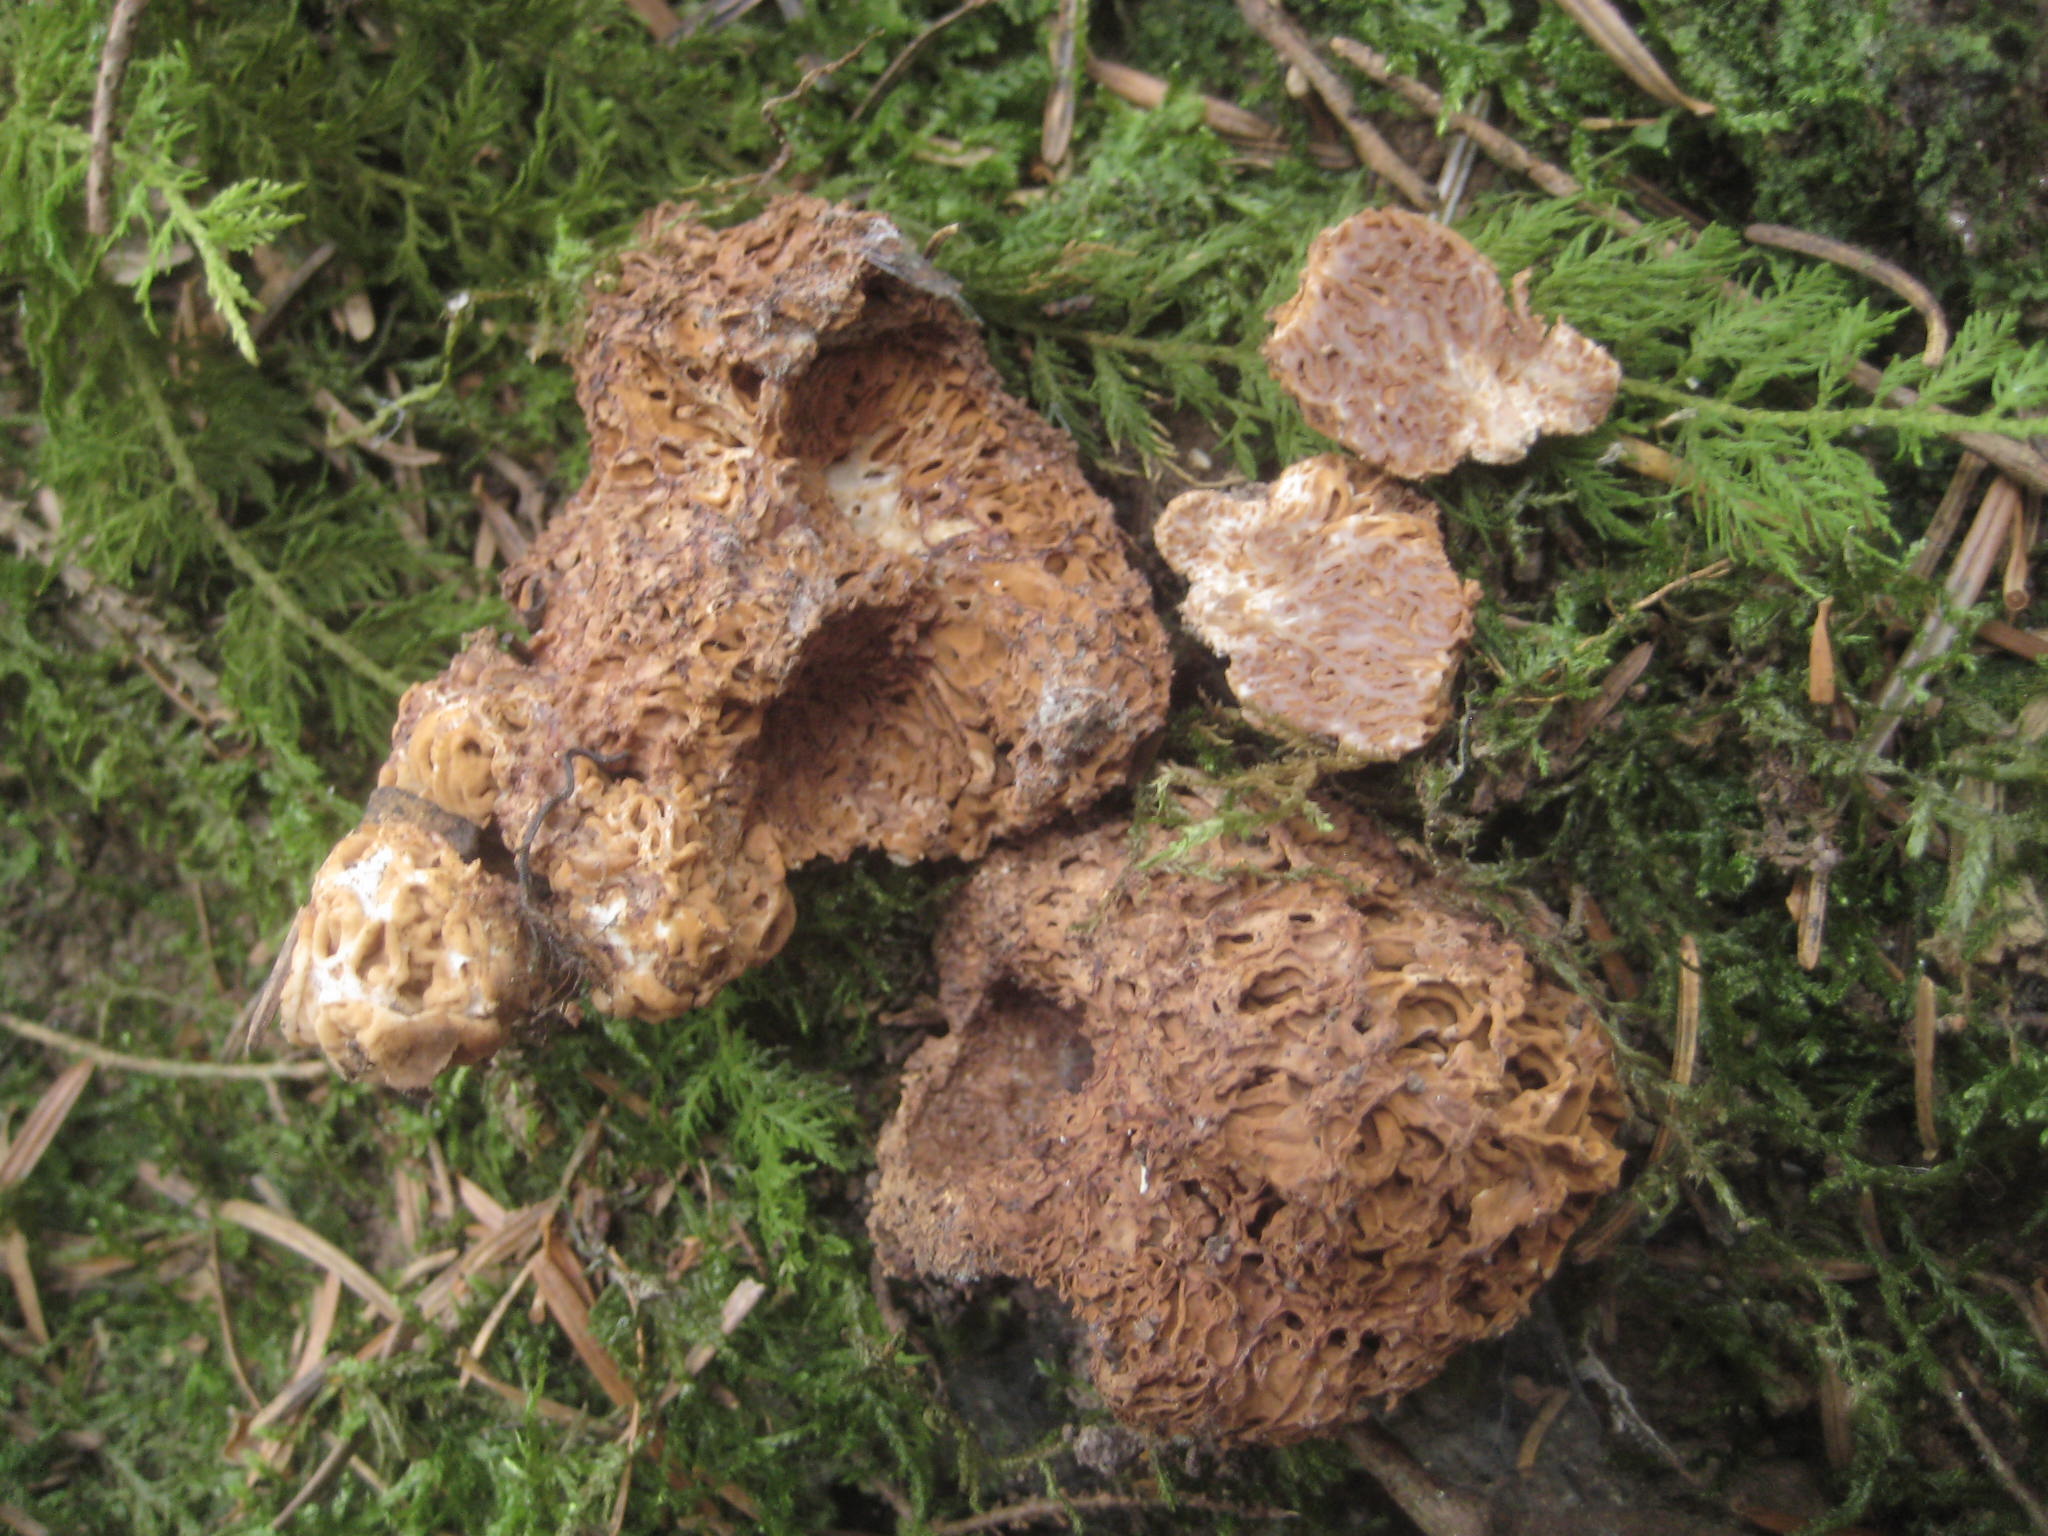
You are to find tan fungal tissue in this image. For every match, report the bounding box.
[278,197,1170,1088]
[871,801,1626,1444]
[1264,207,1621,479]
[1155,454,1479,758]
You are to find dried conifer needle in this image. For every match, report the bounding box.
[1040,0,1081,169]
[1978,619,2048,660]
[0,1059,95,1190]
[1237,1,1434,208]
[1867,476,2021,759]
[219,1199,404,1325]
[1644,935,1703,1166]
[1329,39,1600,212]
[1913,976,1941,1164]
[1085,57,1284,147]
[1808,597,1837,705]
[1549,0,1715,115]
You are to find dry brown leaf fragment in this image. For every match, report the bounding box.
[1155,455,1478,758]
[1265,207,1620,478]
[872,798,1626,1443]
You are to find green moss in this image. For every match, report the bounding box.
[3,0,2046,1530]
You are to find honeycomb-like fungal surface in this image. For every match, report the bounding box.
[278,809,544,1092]
[1155,454,1479,758]
[280,197,1169,1086]
[1264,208,1620,478]
[871,803,1626,1444]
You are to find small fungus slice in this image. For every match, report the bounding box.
[871,800,1626,1444]
[1155,454,1479,758]
[279,197,1169,1087]
[1264,207,1620,478]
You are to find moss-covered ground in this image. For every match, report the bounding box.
[3,2,2046,1531]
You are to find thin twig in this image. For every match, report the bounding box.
[854,0,998,121]
[1341,1425,1489,1536]
[85,0,151,237]
[1865,475,2022,759]
[1746,223,1950,367]
[118,325,408,695]
[1040,0,1082,171]
[1628,557,1735,610]
[1237,1,1435,208]
[929,1492,1299,1536]
[1085,57,1285,150]
[1978,618,2048,660]
[1329,38,1595,213]
[1935,1361,2048,1535]
[756,32,879,185]
[1,493,233,727]
[0,1011,327,1082]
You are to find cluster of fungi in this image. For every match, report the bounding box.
[275,198,1628,1443]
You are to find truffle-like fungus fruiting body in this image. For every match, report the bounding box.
[279,197,1169,1086]
[1155,454,1479,758]
[279,807,545,1091]
[1264,207,1620,478]
[871,804,1626,1444]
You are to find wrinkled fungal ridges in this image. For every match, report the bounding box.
[279,196,1169,1087]
[871,801,1627,1443]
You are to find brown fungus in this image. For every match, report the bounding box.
[1154,454,1479,758]
[279,197,1169,1086]
[278,808,543,1091]
[870,802,1626,1444]
[1264,207,1620,478]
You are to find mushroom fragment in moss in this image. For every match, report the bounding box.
[1155,454,1480,758]
[1265,207,1621,478]
[278,197,1170,1088]
[870,800,1627,1444]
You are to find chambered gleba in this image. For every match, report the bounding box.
[1263,206,1620,479]
[1153,209,1617,759]
[870,798,1627,1444]
[1153,454,1480,759]
[276,197,1170,1089]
